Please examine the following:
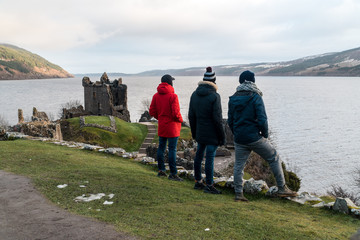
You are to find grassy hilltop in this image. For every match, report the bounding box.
[0,43,73,80]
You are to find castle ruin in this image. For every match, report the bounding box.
[82,73,130,122]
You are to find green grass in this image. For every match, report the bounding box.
[84,116,111,127]
[0,140,358,240]
[64,116,147,152]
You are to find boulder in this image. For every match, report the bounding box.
[333,197,358,214]
[139,111,152,122]
[215,146,232,157]
[243,178,269,194]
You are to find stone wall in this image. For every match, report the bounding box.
[62,105,89,119]
[79,115,117,133]
[16,108,62,140]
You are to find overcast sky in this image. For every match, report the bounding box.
[1,0,360,74]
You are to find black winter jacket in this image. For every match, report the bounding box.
[228,90,268,144]
[188,81,225,146]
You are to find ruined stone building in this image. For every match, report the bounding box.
[82,73,131,122]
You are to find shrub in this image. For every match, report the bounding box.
[0,114,9,130]
[282,162,301,192]
[327,185,360,205]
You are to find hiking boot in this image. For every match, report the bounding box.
[235,192,249,202]
[168,174,184,181]
[194,180,206,190]
[157,171,167,177]
[276,185,298,197]
[204,185,222,194]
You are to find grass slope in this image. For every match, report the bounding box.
[0,140,358,240]
[63,116,148,152]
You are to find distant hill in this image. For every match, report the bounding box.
[0,44,73,80]
[132,47,360,77]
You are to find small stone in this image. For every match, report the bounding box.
[103,201,113,205]
[266,186,279,197]
[312,202,325,208]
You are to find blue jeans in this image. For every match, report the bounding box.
[233,137,285,193]
[157,136,179,176]
[194,143,218,185]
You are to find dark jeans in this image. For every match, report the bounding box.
[233,138,285,193]
[157,136,179,176]
[194,143,218,185]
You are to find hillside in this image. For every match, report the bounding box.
[0,44,73,80]
[133,47,360,77]
[0,140,359,239]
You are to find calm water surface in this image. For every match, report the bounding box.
[1,76,359,195]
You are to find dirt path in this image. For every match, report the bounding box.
[0,170,138,240]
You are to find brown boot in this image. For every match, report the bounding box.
[276,185,298,197]
[235,192,249,202]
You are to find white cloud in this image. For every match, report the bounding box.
[1,0,360,73]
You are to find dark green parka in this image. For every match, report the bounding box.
[188,81,225,146]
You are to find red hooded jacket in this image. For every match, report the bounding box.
[149,82,183,138]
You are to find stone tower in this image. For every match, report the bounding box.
[82,73,131,122]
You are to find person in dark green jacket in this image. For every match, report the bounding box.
[228,70,298,202]
[188,67,225,194]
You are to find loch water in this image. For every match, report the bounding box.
[1,75,359,195]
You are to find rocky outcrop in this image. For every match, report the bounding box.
[139,111,152,122]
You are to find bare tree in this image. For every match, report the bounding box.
[141,98,151,113]
[355,169,360,189]
[0,114,9,130]
[327,184,360,204]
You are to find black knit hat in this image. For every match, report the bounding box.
[203,67,216,83]
[161,74,175,86]
[239,70,255,84]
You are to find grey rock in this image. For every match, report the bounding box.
[243,178,269,194]
[266,186,279,197]
[333,197,357,214]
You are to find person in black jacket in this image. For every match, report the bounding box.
[228,70,298,201]
[188,67,225,194]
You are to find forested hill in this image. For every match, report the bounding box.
[0,44,73,80]
[134,47,360,77]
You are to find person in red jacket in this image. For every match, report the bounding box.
[149,74,184,181]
